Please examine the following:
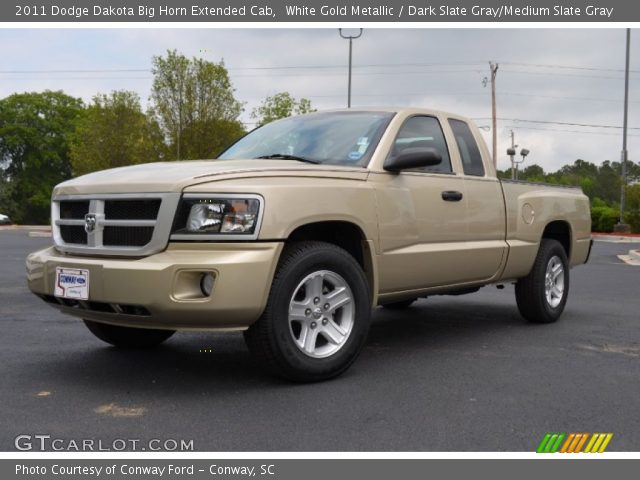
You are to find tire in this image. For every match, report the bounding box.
[515,239,570,323]
[244,241,372,382]
[83,320,175,348]
[382,299,417,310]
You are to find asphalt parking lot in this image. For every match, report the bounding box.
[1,230,639,451]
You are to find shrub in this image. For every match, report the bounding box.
[591,205,619,232]
[624,185,640,233]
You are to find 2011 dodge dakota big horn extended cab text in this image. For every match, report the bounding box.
[27,108,592,381]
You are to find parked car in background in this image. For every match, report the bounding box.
[0,214,12,225]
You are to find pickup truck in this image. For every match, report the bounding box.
[26,108,592,382]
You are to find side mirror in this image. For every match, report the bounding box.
[384,147,442,172]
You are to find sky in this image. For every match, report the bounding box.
[0,27,638,173]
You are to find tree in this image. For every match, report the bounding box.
[70,91,165,176]
[251,92,316,127]
[0,91,84,224]
[150,50,245,160]
[520,164,545,182]
[595,161,621,204]
[624,184,640,233]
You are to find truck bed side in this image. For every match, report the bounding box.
[498,180,592,281]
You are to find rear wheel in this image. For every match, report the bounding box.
[515,239,569,323]
[244,241,372,382]
[83,320,175,348]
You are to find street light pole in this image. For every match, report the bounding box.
[489,62,499,168]
[338,28,363,108]
[617,28,631,233]
[514,148,529,181]
[509,129,518,180]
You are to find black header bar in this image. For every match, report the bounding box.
[4,1,640,23]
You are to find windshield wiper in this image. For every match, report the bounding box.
[255,154,320,164]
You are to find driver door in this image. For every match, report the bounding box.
[374,115,470,293]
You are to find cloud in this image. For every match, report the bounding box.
[0,27,637,171]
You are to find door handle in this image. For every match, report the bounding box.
[441,191,463,202]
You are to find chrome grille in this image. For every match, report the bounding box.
[52,193,181,256]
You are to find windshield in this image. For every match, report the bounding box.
[218,111,395,167]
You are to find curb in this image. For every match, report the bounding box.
[593,234,640,244]
[28,231,52,238]
[618,249,640,266]
[0,225,51,231]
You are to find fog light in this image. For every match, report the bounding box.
[200,273,215,297]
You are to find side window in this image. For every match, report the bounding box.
[390,116,452,174]
[448,119,485,176]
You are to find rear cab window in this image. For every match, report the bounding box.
[388,116,452,174]
[448,119,485,177]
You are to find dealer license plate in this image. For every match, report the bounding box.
[54,267,89,300]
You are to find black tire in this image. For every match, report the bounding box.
[83,320,175,348]
[515,239,570,323]
[382,299,417,310]
[244,241,372,382]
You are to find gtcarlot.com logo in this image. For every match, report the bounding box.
[14,435,194,451]
[536,433,613,453]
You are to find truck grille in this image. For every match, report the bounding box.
[60,225,87,245]
[104,199,161,220]
[52,193,181,256]
[103,226,155,246]
[60,201,90,219]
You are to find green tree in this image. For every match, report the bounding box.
[0,90,83,224]
[70,91,165,176]
[150,50,244,160]
[520,164,545,182]
[251,92,316,127]
[624,184,640,233]
[595,161,621,204]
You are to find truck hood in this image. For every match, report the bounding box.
[53,159,369,195]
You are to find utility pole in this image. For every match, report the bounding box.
[490,62,499,168]
[616,28,631,233]
[339,28,363,108]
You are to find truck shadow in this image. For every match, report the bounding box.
[37,298,530,393]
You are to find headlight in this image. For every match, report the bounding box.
[171,194,263,239]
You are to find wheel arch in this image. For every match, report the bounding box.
[541,220,572,260]
[284,220,378,305]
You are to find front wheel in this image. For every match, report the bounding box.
[83,320,175,348]
[244,241,372,382]
[515,239,569,323]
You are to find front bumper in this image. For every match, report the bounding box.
[26,242,283,330]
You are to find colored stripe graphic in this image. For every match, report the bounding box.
[537,433,613,453]
[536,433,552,453]
[574,433,589,452]
[584,433,614,453]
[559,433,575,453]
[536,433,565,453]
[549,433,566,453]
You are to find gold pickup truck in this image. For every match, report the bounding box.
[26,108,592,381]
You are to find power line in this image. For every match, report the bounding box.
[500,61,640,74]
[5,68,631,81]
[0,69,486,79]
[2,60,639,75]
[0,62,485,74]
[504,125,640,137]
[499,69,625,80]
[474,117,640,130]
